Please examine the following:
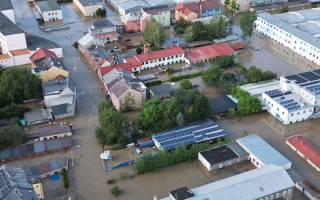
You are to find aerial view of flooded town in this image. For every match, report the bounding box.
[0,0,320,199]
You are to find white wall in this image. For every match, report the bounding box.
[139,53,185,70]
[40,132,72,141]
[149,11,170,27]
[5,34,27,51]
[13,53,31,66]
[73,0,103,16]
[0,57,14,68]
[1,10,15,24]
[42,10,63,22]
[255,17,320,65]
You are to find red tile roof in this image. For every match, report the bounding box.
[10,48,30,56]
[227,42,246,50]
[0,54,12,60]
[176,0,219,16]
[30,47,57,65]
[185,43,235,63]
[287,135,320,170]
[96,32,119,39]
[99,63,133,77]
[124,56,142,68]
[132,46,184,62]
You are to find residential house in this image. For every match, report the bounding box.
[120,11,148,32]
[0,0,15,23]
[90,18,124,38]
[42,76,76,119]
[124,44,185,73]
[78,33,102,52]
[0,165,40,200]
[73,0,103,17]
[30,48,69,82]
[185,43,235,66]
[83,45,117,69]
[0,11,62,67]
[35,0,63,22]
[142,6,170,27]
[149,83,173,99]
[98,63,133,80]
[175,0,221,21]
[37,124,72,141]
[102,68,147,111]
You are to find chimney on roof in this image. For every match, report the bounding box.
[144,43,150,54]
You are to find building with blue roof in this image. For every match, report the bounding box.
[255,9,320,66]
[236,134,292,169]
[152,119,227,150]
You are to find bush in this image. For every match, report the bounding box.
[62,168,69,189]
[166,67,175,74]
[169,72,202,82]
[132,138,230,174]
[107,179,115,184]
[145,80,162,87]
[0,104,30,119]
[111,186,121,197]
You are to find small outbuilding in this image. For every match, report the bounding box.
[37,123,72,141]
[208,95,237,117]
[137,137,154,147]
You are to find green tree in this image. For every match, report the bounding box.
[280,4,289,13]
[143,17,166,49]
[137,98,165,131]
[188,93,212,121]
[262,70,277,81]
[180,79,193,90]
[240,10,257,37]
[123,93,135,112]
[232,86,262,115]
[62,168,69,189]
[202,65,223,85]
[0,104,30,119]
[227,0,239,15]
[95,100,128,145]
[0,68,42,104]
[174,17,190,34]
[185,26,194,42]
[0,119,27,150]
[217,79,234,95]
[246,66,262,83]
[96,8,106,17]
[227,108,236,118]
[212,54,235,69]
[192,21,207,41]
[176,112,185,126]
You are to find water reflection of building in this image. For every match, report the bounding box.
[253,31,320,71]
[254,9,320,69]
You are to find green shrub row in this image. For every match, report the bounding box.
[132,137,230,174]
[145,80,162,87]
[169,72,202,82]
[62,168,69,189]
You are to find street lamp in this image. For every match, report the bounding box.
[71,145,80,166]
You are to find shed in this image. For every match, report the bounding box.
[24,108,52,125]
[137,137,154,147]
[37,124,72,141]
[236,134,292,169]
[208,95,237,117]
[198,142,248,171]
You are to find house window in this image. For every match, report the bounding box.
[287,189,291,193]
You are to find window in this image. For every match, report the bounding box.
[276,193,279,198]
[287,189,291,193]
[303,110,306,114]
[291,113,294,116]
[297,112,300,115]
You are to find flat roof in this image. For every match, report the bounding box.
[37,124,71,137]
[162,165,294,200]
[236,134,291,168]
[287,135,320,170]
[208,95,237,114]
[169,187,195,200]
[152,119,226,150]
[36,0,61,12]
[199,145,239,165]
[258,10,320,49]
[77,0,102,6]
[240,79,280,97]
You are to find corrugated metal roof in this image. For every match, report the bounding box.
[0,149,11,159]
[34,141,46,153]
[11,146,20,157]
[45,139,61,150]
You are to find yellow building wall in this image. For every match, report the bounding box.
[33,183,44,199]
[39,66,69,82]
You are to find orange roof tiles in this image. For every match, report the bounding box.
[287,135,320,170]
[30,47,57,65]
[227,42,246,50]
[10,48,30,56]
[176,0,219,16]
[124,56,141,67]
[0,54,12,60]
[186,43,235,63]
[99,63,133,77]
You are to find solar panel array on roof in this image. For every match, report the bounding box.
[305,84,320,95]
[299,72,320,81]
[278,98,301,111]
[264,89,282,98]
[285,75,308,84]
[152,119,226,150]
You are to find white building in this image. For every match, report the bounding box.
[260,70,320,124]
[161,165,294,200]
[38,124,72,141]
[236,134,292,169]
[73,0,103,17]
[254,9,320,66]
[0,0,15,24]
[35,0,63,22]
[142,6,171,27]
[124,45,185,73]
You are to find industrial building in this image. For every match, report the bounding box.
[254,9,320,66]
[152,119,226,150]
[261,70,320,124]
[286,135,320,172]
[162,165,295,200]
[198,142,248,171]
[236,134,292,169]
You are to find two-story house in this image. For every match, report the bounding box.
[35,0,63,22]
[142,6,170,27]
